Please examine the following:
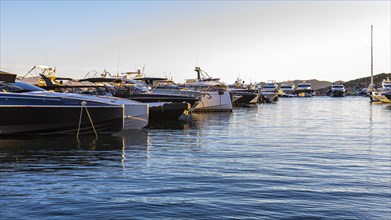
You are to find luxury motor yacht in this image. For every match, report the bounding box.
[260,81,279,103]
[330,82,346,97]
[22,67,193,122]
[228,78,259,107]
[2,71,149,133]
[279,81,296,97]
[295,82,314,97]
[184,67,233,112]
[381,77,391,91]
[78,77,196,120]
[0,73,127,135]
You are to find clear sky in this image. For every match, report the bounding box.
[1,1,390,84]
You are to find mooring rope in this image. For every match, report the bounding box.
[77,101,98,139]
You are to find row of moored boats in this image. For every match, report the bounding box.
[1,66,387,135]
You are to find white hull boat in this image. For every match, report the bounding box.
[330,83,346,97]
[186,66,233,112]
[99,96,149,129]
[193,90,233,112]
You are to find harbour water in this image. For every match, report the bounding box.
[1,97,390,219]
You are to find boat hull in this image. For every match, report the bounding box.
[193,91,233,112]
[149,102,189,121]
[330,90,345,97]
[260,92,279,103]
[383,92,391,103]
[295,88,314,97]
[231,92,258,107]
[296,91,313,97]
[0,106,124,135]
[279,89,296,97]
[370,92,391,103]
[123,104,149,129]
[98,96,149,129]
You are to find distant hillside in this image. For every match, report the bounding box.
[316,73,391,95]
[290,79,331,90]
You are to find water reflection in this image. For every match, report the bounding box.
[0,130,149,151]
[141,112,234,131]
[192,112,232,122]
[0,130,150,169]
[368,103,373,149]
[147,120,195,130]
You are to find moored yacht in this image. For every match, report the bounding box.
[79,77,196,121]
[260,81,279,103]
[370,77,391,103]
[228,78,259,107]
[330,82,346,97]
[279,81,296,97]
[295,82,314,97]
[80,77,200,108]
[381,77,391,91]
[0,73,126,135]
[25,68,193,122]
[185,67,233,112]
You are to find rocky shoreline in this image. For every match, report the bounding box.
[314,73,391,96]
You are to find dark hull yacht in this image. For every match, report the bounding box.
[0,73,125,135]
[229,89,259,107]
[149,102,190,121]
[1,93,124,135]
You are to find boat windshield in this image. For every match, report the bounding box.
[264,84,277,88]
[0,81,45,93]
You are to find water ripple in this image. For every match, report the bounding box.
[1,97,390,219]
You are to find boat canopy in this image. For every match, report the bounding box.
[80,78,139,84]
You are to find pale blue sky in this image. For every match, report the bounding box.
[1,1,390,83]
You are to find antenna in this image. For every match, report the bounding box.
[117,52,120,76]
